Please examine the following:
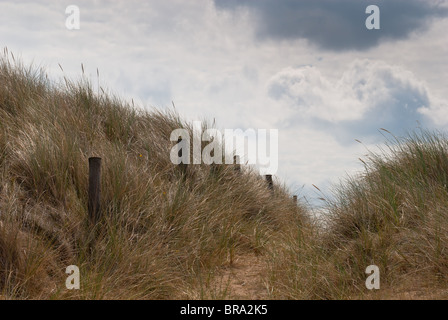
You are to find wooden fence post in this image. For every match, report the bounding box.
[88,157,101,224]
[178,137,187,178]
[293,195,298,205]
[234,155,241,173]
[265,174,274,194]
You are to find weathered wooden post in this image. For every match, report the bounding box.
[293,195,298,205]
[234,155,241,173]
[265,174,274,194]
[178,137,187,178]
[88,157,101,224]
[210,163,217,176]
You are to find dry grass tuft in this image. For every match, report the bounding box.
[0,52,307,299]
[2,51,447,300]
[267,130,448,299]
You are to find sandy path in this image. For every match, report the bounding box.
[220,253,269,300]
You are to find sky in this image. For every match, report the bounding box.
[1,0,447,206]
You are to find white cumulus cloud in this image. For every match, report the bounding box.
[267,59,444,142]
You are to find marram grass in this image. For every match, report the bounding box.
[1,52,448,299]
[0,52,307,299]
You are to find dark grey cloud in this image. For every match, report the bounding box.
[214,0,448,51]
